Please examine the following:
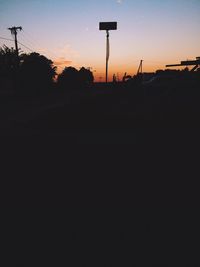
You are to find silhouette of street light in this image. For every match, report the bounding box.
[99,22,117,83]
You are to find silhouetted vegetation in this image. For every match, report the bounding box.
[57,67,79,90]
[57,66,94,90]
[19,52,56,95]
[79,67,94,85]
[0,45,200,144]
[0,45,16,74]
[0,46,17,92]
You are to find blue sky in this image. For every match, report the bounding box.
[0,0,200,80]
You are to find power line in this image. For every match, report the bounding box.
[18,34,36,51]
[18,41,34,52]
[20,31,43,52]
[21,29,57,59]
[21,30,43,51]
[6,28,70,61]
[0,29,41,52]
[0,36,14,42]
[0,36,34,52]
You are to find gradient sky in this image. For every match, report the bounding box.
[0,0,200,81]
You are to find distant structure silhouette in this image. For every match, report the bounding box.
[122,72,132,82]
[166,57,200,72]
[137,60,143,75]
[113,74,117,83]
[122,72,127,82]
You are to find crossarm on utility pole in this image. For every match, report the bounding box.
[8,26,22,58]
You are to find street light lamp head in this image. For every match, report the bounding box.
[99,22,117,31]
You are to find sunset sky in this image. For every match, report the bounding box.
[0,0,200,81]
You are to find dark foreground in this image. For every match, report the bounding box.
[1,77,200,209]
[1,78,200,267]
[1,76,200,144]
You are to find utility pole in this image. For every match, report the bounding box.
[8,26,22,58]
[8,26,22,90]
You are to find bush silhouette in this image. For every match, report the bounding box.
[0,45,18,91]
[57,67,79,89]
[0,45,17,74]
[57,66,94,90]
[79,67,94,85]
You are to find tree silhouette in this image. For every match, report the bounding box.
[57,66,94,90]
[19,52,56,94]
[57,67,79,89]
[0,45,16,72]
[0,45,19,92]
[79,67,94,85]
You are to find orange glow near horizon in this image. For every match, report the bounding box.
[53,61,187,82]
[1,0,200,84]
[2,0,197,84]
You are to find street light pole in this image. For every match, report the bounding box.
[99,22,117,83]
[106,30,110,83]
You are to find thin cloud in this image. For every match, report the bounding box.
[58,44,79,59]
[116,0,123,4]
[53,58,72,66]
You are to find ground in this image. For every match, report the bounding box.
[0,79,200,144]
